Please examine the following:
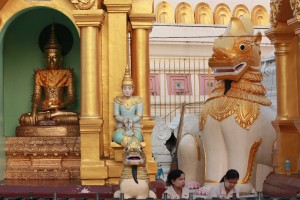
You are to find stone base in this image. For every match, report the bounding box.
[5,137,80,180]
[16,125,80,137]
[263,173,300,197]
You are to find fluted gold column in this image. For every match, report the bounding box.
[266,22,299,174]
[130,13,157,181]
[73,10,107,185]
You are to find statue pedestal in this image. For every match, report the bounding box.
[263,173,300,197]
[5,137,80,179]
[16,125,79,137]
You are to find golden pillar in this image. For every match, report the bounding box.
[288,16,300,175]
[266,22,300,175]
[130,13,157,181]
[73,10,107,185]
[103,0,132,185]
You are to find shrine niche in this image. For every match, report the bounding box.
[195,3,213,25]
[1,5,81,180]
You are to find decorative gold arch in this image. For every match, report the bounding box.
[195,2,213,24]
[155,1,174,23]
[233,4,250,19]
[175,2,194,24]
[251,5,269,26]
[0,1,80,31]
[214,3,231,25]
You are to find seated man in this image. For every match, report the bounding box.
[18,25,79,132]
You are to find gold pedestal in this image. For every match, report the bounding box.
[5,137,80,179]
[141,118,158,181]
[272,119,300,175]
[16,125,80,137]
[106,142,125,185]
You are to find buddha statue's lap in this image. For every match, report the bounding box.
[16,25,79,137]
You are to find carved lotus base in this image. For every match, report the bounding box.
[16,125,80,137]
[5,137,80,180]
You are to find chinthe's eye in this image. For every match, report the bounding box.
[239,44,246,50]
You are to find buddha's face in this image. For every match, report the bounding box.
[122,86,134,97]
[45,51,62,69]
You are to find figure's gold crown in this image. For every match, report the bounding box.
[122,65,134,87]
[44,24,62,53]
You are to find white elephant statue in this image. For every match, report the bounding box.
[178,15,276,194]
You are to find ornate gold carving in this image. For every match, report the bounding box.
[71,0,96,10]
[5,137,80,179]
[290,0,300,17]
[6,171,70,180]
[200,66,271,130]
[270,0,283,27]
[240,139,262,183]
[200,97,260,130]
[114,96,142,110]
[16,125,79,137]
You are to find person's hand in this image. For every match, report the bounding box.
[123,118,133,129]
[194,187,209,195]
[122,118,128,125]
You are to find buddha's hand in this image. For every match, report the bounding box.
[50,109,63,117]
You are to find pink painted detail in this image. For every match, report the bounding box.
[150,74,160,95]
[166,74,193,95]
[199,74,216,95]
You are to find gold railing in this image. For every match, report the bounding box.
[150,56,213,123]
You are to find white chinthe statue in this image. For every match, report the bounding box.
[178,15,276,193]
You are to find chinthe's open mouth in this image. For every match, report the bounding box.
[214,62,245,73]
[126,155,142,162]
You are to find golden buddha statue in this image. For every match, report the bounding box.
[16,24,79,136]
[113,66,144,146]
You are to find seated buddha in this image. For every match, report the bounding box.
[17,25,79,136]
[113,65,144,146]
